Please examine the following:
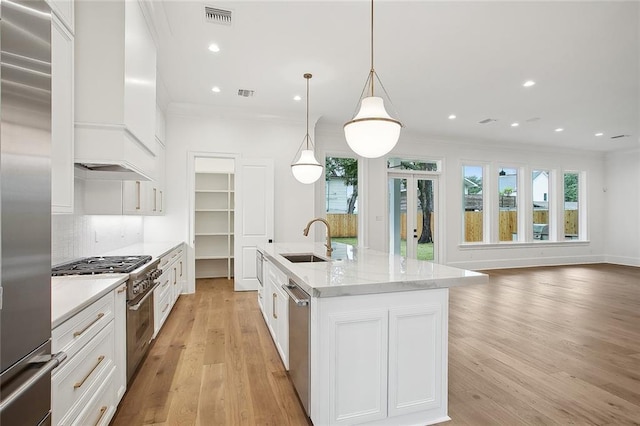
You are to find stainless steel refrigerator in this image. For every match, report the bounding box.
[0,1,66,424]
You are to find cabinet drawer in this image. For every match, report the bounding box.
[52,322,115,425]
[71,367,116,426]
[156,270,172,301]
[159,245,182,270]
[53,292,114,362]
[157,288,172,329]
[268,263,287,287]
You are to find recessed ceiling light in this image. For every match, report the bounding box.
[595,132,603,136]
[211,86,221,93]
[448,114,456,120]
[293,95,302,101]
[511,122,519,127]
[555,128,564,132]
[523,80,536,87]
[208,43,220,53]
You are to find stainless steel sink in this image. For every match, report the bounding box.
[281,253,328,263]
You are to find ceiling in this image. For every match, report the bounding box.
[148,1,639,152]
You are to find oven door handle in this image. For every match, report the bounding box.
[128,284,157,311]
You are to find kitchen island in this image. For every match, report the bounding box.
[259,242,487,426]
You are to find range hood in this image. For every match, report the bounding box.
[74,162,151,181]
[73,122,156,181]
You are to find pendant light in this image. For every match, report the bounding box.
[344,0,402,158]
[291,73,323,184]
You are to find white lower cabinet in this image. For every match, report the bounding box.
[153,244,185,337]
[113,283,127,402]
[52,285,126,426]
[260,259,289,369]
[313,289,449,426]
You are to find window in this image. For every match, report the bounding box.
[498,167,518,242]
[325,156,358,246]
[533,170,550,241]
[463,165,483,242]
[564,172,580,240]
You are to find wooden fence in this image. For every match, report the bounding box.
[327,214,358,237]
[326,213,436,239]
[329,210,579,241]
[465,210,579,242]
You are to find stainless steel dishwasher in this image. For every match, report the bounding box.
[282,279,311,416]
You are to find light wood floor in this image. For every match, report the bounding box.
[112,264,640,425]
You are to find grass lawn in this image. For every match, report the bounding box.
[332,237,434,261]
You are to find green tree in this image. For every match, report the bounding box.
[564,173,578,202]
[399,161,436,244]
[326,157,358,214]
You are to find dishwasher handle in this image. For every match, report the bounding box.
[282,283,309,307]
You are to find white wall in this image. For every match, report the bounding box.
[604,147,640,266]
[316,123,607,270]
[144,104,317,291]
[52,178,144,265]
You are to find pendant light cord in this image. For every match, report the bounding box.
[305,73,311,149]
[370,0,374,97]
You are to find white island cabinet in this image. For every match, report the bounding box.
[260,242,487,426]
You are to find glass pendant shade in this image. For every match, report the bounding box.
[344,96,401,158]
[291,149,323,184]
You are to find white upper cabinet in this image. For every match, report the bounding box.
[51,13,74,214]
[74,0,157,179]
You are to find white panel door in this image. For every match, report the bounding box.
[234,158,274,291]
[388,303,444,417]
[328,310,388,425]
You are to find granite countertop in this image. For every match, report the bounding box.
[51,274,128,328]
[261,242,488,297]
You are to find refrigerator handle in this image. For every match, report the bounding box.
[0,351,67,413]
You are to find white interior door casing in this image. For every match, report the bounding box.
[234,158,274,291]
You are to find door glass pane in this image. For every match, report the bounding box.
[498,167,518,242]
[325,157,358,247]
[533,170,550,240]
[463,166,483,242]
[416,179,434,261]
[564,172,579,240]
[388,177,407,257]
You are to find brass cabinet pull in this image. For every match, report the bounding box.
[173,267,177,285]
[135,181,141,210]
[272,293,277,319]
[160,190,163,212]
[74,355,105,389]
[180,261,183,277]
[162,303,169,314]
[117,285,126,294]
[94,406,107,426]
[74,313,105,337]
[153,188,157,212]
[162,279,169,288]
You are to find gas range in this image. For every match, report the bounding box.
[52,255,162,302]
[51,255,153,276]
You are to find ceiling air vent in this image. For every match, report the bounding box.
[205,6,232,25]
[237,89,255,98]
[478,118,497,124]
[525,117,541,122]
[610,134,631,139]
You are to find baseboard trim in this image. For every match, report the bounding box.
[604,255,640,268]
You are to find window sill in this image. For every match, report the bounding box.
[459,240,590,250]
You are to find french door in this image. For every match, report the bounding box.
[388,173,438,262]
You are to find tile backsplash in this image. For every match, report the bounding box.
[52,215,144,265]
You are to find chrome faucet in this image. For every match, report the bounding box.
[303,218,333,257]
